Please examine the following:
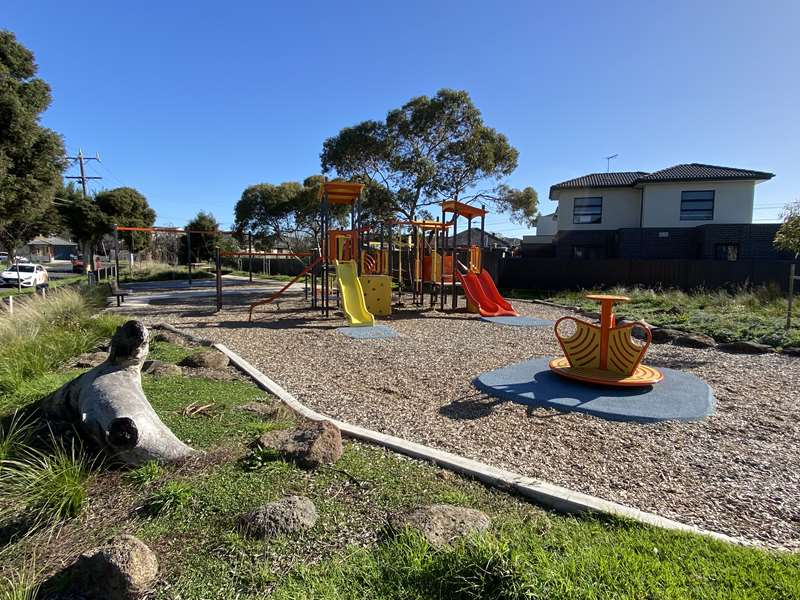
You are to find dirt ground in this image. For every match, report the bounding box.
[123,282,800,550]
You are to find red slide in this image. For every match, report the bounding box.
[456,269,518,317]
[478,269,518,315]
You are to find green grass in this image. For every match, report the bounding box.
[0,275,83,299]
[120,260,221,283]
[0,435,96,532]
[122,461,164,488]
[141,481,194,516]
[508,285,800,348]
[141,375,284,448]
[0,287,124,409]
[273,520,800,600]
[0,563,40,600]
[148,339,194,364]
[229,270,297,282]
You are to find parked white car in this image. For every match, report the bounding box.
[1,264,49,287]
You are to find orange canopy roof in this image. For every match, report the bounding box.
[318,182,365,205]
[441,200,487,219]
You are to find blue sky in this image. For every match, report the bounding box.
[5,0,799,237]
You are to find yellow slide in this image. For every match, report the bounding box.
[335,260,375,327]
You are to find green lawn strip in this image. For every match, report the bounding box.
[506,287,800,347]
[141,375,282,449]
[272,517,800,600]
[134,441,539,599]
[0,275,84,299]
[147,340,195,364]
[119,264,219,283]
[229,270,297,282]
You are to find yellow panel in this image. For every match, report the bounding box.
[359,275,392,317]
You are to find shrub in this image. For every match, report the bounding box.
[0,411,34,466]
[142,481,194,516]
[0,562,40,600]
[0,287,124,398]
[240,446,283,472]
[123,461,164,487]
[0,435,96,530]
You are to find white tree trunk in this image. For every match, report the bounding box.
[42,321,196,465]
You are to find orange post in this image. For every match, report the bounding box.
[588,295,624,370]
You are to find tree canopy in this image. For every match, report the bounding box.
[234,176,349,250]
[182,211,221,262]
[320,89,538,225]
[0,30,66,253]
[774,200,800,258]
[59,184,156,263]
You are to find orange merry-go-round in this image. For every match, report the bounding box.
[549,294,663,387]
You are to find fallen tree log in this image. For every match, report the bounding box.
[42,320,196,466]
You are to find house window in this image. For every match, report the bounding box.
[714,243,739,261]
[680,190,714,221]
[573,197,602,224]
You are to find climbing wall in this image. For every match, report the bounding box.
[359,275,392,316]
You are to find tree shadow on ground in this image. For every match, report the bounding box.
[201,317,339,331]
[438,390,507,420]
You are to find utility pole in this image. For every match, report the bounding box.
[66,149,103,273]
[66,149,102,199]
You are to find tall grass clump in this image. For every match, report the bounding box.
[0,562,40,600]
[0,287,123,398]
[0,411,35,465]
[0,434,96,532]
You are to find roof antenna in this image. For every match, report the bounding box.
[604,154,618,172]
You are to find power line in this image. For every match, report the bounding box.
[65,149,102,198]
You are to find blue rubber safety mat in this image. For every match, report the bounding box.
[474,357,714,423]
[337,324,399,339]
[480,316,553,327]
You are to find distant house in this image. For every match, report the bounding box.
[521,163,787,261]
[451,228,520,251]
[21,236,78,262]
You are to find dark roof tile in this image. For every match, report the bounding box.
[550,164,774,198]
[637,163,774,183]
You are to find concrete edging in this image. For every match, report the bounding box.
[209,340,747,547]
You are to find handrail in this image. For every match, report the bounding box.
[247,256,323,321]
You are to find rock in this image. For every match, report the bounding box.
[257,420,342,469]
[238,495,318,539]
[672,332,716,349]
[389,504,491,548]
[68,534,158,599]
[181,366,237,380]
[152,330,190,347]
[142,360,182,377]
[650,328,685,344]
[237,401,287,420]
[717,341,774,354]
[179,350,229,370]
[74,351,109,368]
[782,346,800,357]
[616,318,652,341]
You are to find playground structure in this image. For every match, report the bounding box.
[549,294,662,387]
[245,181,518,325]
